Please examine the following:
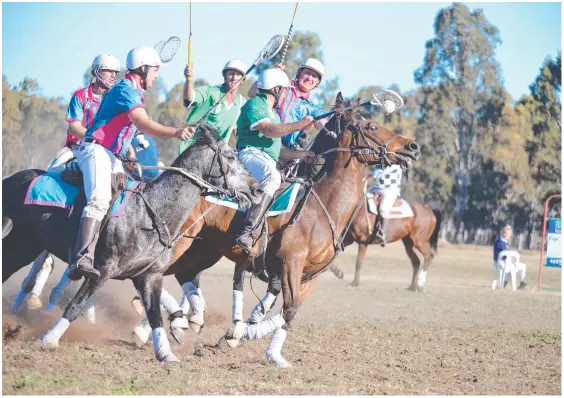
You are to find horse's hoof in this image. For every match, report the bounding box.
[132,326,150,348]
[188,314,204,334]
[160,354,180,364]
[267,354,292,368]
[40,336,59,349]
[347,281,359,288]
[170,327,184,345]
[26,294,43,310]
[218,336,239,352]
[226,321,246,341]
[170,316,189,330]
[131,297,145,316]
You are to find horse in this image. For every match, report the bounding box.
[2,125,261,363]
[330,191,442,290]
[151,93,422,367]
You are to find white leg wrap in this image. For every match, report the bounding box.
[266,327,291,368]
[84,301,96,324]
[160,287,182,315]
[133,318,152,347]
[9,291,28,314]
[232,290,244,322]
[30,254,53,297]
[416,269,427,287]
[152,327,178,363]
[180,294,191,315]
[41,318,70,346]
[182,282,204,315]
[47,268,72,311]
[245,313,286,340]
[248,292,277,324]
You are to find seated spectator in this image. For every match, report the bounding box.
[493,225,527,290]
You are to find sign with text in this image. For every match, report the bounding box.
[546,218,562,267]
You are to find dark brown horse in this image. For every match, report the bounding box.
[162,93,421,367]
[330,187,441,290]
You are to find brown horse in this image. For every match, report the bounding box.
[162,93,421,367]
[331,189,441,290]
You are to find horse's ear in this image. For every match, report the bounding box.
[195,123,221,145]
[336,92,344,104]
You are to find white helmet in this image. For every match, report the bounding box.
[126,47,163,70]
[257,68,291,90]
[222,59,247,76]
[91,54,121,72]
[297,58,325,80]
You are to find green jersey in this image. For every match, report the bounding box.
[179,85,246,154]
[236,93,282,162]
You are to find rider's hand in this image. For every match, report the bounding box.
[274,63,286,71]
[184,65,195,79]
[301,115,315,130]
[300,151,315,160]
[175,126,195,141]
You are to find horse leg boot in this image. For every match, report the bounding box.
[247,274,281,324]
[28,252,54,309]
[235,194,272,255]
[133,273,179,364]
[41,273,107,347]
[222,264,247,348]
[9,250,52,313]
[68,217,101,281]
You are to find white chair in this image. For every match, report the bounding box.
[492,250,519,291]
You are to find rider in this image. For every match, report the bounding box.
[180,59,248,152]
[48,54,121,171]
[367,163,403,247]
[248,58,327,150]
[234,68,314,253]
[69,46,193,280]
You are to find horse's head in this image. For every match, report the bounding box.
[177,124,262,209]
[321,92,421,169]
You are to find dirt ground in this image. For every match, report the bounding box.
[2,242,561,395]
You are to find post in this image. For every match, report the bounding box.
[537,194,561,291]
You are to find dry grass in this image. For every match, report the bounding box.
[2,242,561,395]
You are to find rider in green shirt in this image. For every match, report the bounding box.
[234,68,314,254]
[180,60,247,153]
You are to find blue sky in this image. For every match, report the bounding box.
[2,1,561,102]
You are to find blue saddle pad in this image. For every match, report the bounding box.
[24,172,140,216]
[204,182,302,217]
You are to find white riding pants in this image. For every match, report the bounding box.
[238,147,281,197]
[75,142,125,221]
[47,146,77,172]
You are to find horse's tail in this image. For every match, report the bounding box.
[430,208,442,257]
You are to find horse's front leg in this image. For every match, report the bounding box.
[10,250,53,313]
[220,262,248,348]
[40,272,109,346]
[247,273,281,324]
[133,272,179,364]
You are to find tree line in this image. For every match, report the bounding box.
[2,3,560,249]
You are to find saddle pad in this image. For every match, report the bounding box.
[205,182,302,217]
[366,195,414,219]
[25,173,140,217]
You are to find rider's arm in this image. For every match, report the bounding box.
[67,121,87,139]
[279,147,314,162]
[65,93,86,138]
[254,117,314,139]
[183,65,195,107]
[129,108,193,139]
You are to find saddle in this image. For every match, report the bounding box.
[61,159,128,194]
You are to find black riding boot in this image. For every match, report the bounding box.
[235,194,273,254]
[68,217,102,281]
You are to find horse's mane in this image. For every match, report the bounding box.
[172,123,221,168]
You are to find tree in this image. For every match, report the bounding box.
[413,3,506,242]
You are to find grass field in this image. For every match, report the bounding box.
[2,241,561,395]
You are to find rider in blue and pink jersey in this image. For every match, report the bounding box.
[48,54,121,171]
[69,46,193,281]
